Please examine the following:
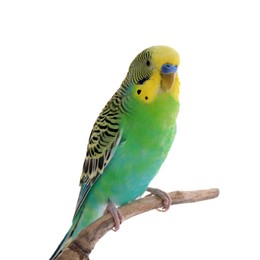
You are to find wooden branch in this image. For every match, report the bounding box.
[56,188,219,260]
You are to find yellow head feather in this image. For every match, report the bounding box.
[131,45,180,103]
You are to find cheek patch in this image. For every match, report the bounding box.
[134,73,160,104]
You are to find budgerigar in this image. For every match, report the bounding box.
[50,45,180,259]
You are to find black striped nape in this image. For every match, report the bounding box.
[85,48,153,158]
[127,48,152,85]
[119,48,153,93]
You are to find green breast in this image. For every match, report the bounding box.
[104,92,180,204]
[71,92,179,236]
[122,91,179,154]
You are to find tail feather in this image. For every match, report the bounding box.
[49,228,72,260]
[50,207,84,259]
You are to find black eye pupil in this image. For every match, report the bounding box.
[146,60,150,66]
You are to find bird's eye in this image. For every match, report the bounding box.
[146,60,151,66]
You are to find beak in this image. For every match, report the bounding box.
[160,64,178,91]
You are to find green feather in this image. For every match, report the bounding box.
[50,45,180,259]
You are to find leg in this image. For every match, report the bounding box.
[147,187,172,212]
[105,199,124,231]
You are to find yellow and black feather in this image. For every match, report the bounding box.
[74,47,155,216]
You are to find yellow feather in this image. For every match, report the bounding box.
[134,46,180,103]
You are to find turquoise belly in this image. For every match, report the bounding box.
[73,93,179,237]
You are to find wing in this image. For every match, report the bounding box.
[73,97,123,217]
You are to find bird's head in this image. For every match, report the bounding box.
[125,45,180,103]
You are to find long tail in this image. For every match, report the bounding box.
[50,203,87,259]
[50,185,101,259]
[49,227,72,260]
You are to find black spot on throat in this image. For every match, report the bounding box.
[138,76,150,85]
[137,89,141,95]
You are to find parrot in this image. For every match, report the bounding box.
[50,45,180,259]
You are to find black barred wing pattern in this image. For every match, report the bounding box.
[73,93,125,217]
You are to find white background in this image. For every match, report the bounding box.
[1,1,260,259]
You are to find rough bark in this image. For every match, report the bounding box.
[56,188,219,260]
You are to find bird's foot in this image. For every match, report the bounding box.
[147,187,172,212]
[105,199,124,231]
